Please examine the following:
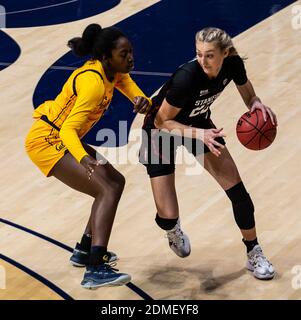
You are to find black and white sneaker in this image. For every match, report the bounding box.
[166,220,191,258]
[246,245,275,280]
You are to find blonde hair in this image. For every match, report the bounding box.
[195,27,238,56]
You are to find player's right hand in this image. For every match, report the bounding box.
[202,128,226,157]
[80,155,102,180]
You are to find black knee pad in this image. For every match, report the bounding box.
[225,182,255,230]
[232,194,255,229]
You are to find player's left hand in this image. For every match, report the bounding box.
[250,100,278,126]
[133,96,151,114]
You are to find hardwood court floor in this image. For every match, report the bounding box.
[0,0,300,299]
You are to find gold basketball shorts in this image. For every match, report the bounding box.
[25,119,67,177]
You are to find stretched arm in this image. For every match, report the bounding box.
[155,98,226,157]
[236,80,277,125]
[115,73,152,114]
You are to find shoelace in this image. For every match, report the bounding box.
[250,247,270,267]
[167,226,184,247]
[91,263,119,274]
[90,262,119,274]
[108,261,118,270]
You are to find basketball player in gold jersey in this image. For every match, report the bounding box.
[25,24,151,289]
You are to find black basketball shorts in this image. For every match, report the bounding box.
[139,118,226,178]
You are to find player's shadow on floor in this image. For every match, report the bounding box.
[145,266,246,299]
[200,268,246,292]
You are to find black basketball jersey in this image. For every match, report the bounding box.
[149,55,248,128]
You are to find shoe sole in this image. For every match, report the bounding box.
[170,244,191,258]
[70,260,86,267]
[171,249,191,258]
[81,275,131,290]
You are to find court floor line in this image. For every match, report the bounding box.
[0,218,153,300]
[0,61,172,77]
[3,0,78,15]
[0,253,73,300]
[48,66,172,77]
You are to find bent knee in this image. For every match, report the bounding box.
[93,171,125,198]
[112,172,126,193]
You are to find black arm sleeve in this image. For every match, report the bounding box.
[165,69,193,108]
[231,56,248,86]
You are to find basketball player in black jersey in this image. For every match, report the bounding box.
[140,27,277,280]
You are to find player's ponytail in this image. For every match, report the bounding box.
[68,23,102,57]
[68,23,126,60]
[196,27,238,56]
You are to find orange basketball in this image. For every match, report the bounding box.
[236,109,277,150]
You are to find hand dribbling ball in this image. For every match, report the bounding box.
[236,109,277,150]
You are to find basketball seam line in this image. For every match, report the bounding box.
[240,113,274,147]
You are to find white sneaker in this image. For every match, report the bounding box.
[246,245,275,280]
[166,220,191,258]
